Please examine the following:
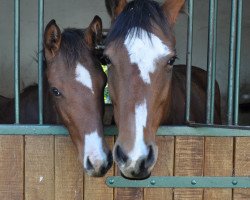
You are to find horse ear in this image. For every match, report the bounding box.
[44,19,61,58]
[105,0,127,22]
[162,0,185,26]
[85,15,103,48]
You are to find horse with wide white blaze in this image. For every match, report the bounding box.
[104,0,221,179]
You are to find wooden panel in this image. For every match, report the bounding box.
[0,136,23,200]
[115,184,143,200]
[84,136,114,200]
[25,136,54,200]
[234,137,250,199]
[204,137,233,200]
[144,136,174,200]
[174,190,204,200]
[174,137,204,200]
[55,136,83,200]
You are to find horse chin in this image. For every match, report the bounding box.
[84,161,112,177]
[120,170,151,180]
[83,150,113,177]
[85,169,106,177]
[117,161,153,180]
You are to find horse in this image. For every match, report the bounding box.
[104,0,221,179]
[0,16,113,177]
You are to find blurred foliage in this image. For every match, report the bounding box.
[102,65,111,104]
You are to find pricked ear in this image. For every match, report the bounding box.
[105,0,127,22]
[85,15,103,48]
[162,0,186,26]
[44,19,61,58]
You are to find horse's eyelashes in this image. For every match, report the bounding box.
[50,87,62,97]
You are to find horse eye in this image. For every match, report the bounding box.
[167,56,177,65]
[51,87,61,97]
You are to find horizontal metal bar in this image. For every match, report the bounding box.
[155,125,250,137]
[0,125,67,135]
[0,125,250,136]
[106,176,250,188]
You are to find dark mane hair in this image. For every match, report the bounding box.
[105,0,172,46]
[42,27,104,70]
[60,28,91,67]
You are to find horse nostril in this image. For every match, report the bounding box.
[145,145,155,168]
[139,159,146,171]
[115,145,128,164]
[86,157,94,170]
[100,165,106,175]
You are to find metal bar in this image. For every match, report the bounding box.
[210,0,218,123]
[0,125,250,136]
[38,0,44,124]
[0,125,68,135]
[227,0,238,125]
[233,0,243,125]
[14,0,20,124]
[185,0,193,122]
[206,0,216,124]
[155,125,250,137]
[106,176,250,188]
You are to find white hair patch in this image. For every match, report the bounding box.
[75,63,94,93]
[128,99,148,167]
[84,130,107,169]
[124,28,170,84]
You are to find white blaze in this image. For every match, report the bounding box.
[124,28,170,84]
[75,62,94,93]
[84,130,107,169]
[128,99,148,167]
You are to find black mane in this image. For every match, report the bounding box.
[105,0,172,46]
[60,28,91,67]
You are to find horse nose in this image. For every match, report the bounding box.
[86,156,94,170]
[85,150,113,177]
[114,144,157,179]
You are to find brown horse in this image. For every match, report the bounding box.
[0,16,113,177]
[104,0,221,179]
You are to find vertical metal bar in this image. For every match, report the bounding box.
[38,0,44,124]
[14,0,20,124]
[185,0,193,123]
[233,0,243,125]
[206,0,216,124]
[227,0,237,125]
[210,0,218,124]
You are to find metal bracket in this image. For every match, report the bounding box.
[106,176,250,188]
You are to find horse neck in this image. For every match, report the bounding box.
[160,77,174,125]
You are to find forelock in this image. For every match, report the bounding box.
[105,0,172,46]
